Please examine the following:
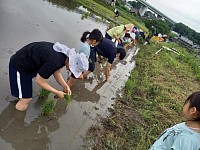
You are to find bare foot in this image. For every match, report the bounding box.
[15,98,32,111]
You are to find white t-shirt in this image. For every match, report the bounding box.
[128,31,136,40]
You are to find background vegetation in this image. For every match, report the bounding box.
[173,22,200,45]
[74,0,148,32]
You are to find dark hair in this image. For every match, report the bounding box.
[81,29,103,43]
[117,48,126,60]
[184,91,200,121]
[124,33,130,38]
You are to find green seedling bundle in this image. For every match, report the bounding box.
[64,94,72,105]
[41,99,55,116]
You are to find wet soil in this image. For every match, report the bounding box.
[0,0,136,149]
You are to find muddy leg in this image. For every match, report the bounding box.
[82,70,91,78]
[66,77,77,87]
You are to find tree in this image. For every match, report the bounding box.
[174,23,200,45]
[143,19,171,35]
[128,1,142,9]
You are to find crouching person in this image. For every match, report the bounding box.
[9,42,88,111]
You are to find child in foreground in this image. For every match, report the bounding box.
[150,91,200,150]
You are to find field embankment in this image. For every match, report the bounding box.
[85,43,200,149]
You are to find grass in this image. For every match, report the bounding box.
[38,88,51,100]
[85,42,200,149]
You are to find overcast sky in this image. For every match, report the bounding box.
[133,0,200,33]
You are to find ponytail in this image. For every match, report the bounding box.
[81,31,91,42]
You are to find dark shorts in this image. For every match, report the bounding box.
[9,64,34,98]
[88,47,97,72]
[71,47,97,79]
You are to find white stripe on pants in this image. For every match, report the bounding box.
[17,71,22,98]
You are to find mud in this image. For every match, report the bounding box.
[0,0,136,149]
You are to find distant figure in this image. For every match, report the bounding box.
[114,9,119,18]
[117,33,131,49]
[111,0,115,7]
[149,91,200,150]
[139,29,145,40]
[145,25,156,44]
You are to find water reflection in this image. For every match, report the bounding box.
[71,79,106,102]
[0,100,67,150]
[44,0,108,24]
[44,0,78,11]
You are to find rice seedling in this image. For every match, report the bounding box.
[41,99,55,116]
[64,94,72,105]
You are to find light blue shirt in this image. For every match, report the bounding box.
[149,122,200,150]
[77,42,90,59]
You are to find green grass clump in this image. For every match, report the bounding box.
[38,88,50,99]
[41,100,55,116]
[64,94,72,104]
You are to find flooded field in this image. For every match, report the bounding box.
[0,0,136,149]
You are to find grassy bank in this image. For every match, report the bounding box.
[74,0,148,32]
[85,43,200,149]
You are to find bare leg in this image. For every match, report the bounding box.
[66,71,92,87]
[66,77,77,87]
[15,98,32,111]
[82,70,91,77]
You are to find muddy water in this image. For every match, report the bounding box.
[0,0,136,149]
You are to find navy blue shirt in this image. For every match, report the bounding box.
[95,38,117,64]
[10,42,67,79]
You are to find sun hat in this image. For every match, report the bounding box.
[53,42,71,56]
[69,49,89,78]
[124,23,134,31]
[53,42,89,78]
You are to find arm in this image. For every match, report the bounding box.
[105,62,111,82]
[53,69,71,95]
[35,74,69,99]
[113,33,119,40]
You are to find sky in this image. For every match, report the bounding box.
[129,0,200,33]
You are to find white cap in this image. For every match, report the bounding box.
[69,50,89,78]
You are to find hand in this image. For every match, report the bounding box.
[63,85,72,95]
[56,91,67,99]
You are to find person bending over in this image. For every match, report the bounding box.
[9,42,88,111]
[66,29,103,87]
